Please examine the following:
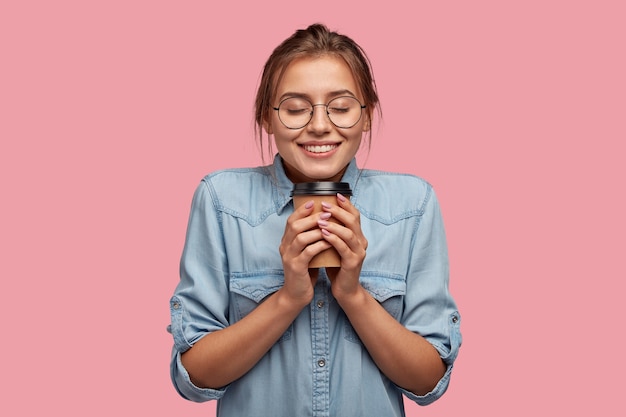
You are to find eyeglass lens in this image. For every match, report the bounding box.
[277,96,363,129]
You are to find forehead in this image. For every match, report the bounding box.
[275,55,359,99]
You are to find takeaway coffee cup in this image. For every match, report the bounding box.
[291,182,353,268]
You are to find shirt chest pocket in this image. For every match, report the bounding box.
[229,272,292,342]
[344,274,407,344]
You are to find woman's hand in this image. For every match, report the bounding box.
[279,200,332,307]
[316,193,368,301]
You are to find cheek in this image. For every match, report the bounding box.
[347,126,365,143]
[272,121,301,143]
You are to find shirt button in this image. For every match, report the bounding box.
[317,300,324,308]
[172,302,180,309]
[318,359,326,367]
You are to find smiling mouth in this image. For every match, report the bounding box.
[302,144,338,153]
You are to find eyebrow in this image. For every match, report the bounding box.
[278,89,358,102]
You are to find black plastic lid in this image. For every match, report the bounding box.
[291,181,352,196]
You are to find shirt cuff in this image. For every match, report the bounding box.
[171,349,228,403]
[399,363,453,406]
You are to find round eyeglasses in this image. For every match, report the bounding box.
[272,96,366,130]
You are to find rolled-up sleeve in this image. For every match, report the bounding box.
[167,178,231,402]
[400,185,462,406]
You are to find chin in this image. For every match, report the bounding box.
[306,169,345,182]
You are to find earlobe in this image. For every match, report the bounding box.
[263,119,273,135]
[362,117,371,132]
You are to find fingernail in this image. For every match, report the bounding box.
[319,212,331,220]
[318,220,329,227]
[337,193,347,202]
[321,201,331,209]
[305,201,314,209]
[321,228,331,236]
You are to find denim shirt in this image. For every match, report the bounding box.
[168,156,461,417]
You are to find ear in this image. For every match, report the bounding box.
[263,118,273,135]
[362,114,371,132]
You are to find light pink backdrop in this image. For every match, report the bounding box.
[2,1,624,415]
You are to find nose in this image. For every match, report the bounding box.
[307,104,332,133]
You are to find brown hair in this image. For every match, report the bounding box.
[254,23,381,160]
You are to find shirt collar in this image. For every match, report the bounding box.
[271,154,361,215]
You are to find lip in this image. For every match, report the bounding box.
[299,142,340,156]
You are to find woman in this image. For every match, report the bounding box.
[168,23,461,416]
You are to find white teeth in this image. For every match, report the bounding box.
[304,144,337,153]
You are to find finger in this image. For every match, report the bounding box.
[282,227,337,270]
[300,239,333,260]
[319,222,355,251]
[319,227,365,269]
[282,237,333,273]
[336,193,358,214]
[297,199,315,214]
[318,219,367,257]
[284,201,319,240]
[321,198,362,236]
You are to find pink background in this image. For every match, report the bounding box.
[2,1,624,415]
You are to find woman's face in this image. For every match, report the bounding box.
[267,55,369,183]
